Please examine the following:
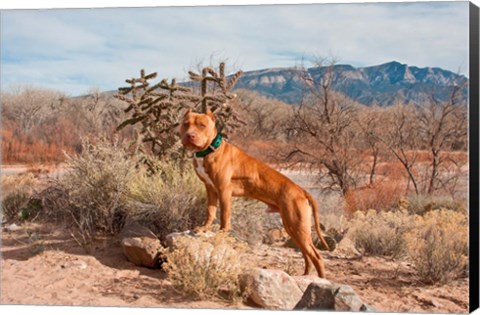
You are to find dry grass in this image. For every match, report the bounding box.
[347,209,414,258]
[406,194,467,216]
[125,162,206,242]
[61,138,136,241]
[1,173,41,221]
[404,209,468,284]
[164,232,246,302]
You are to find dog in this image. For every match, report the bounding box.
[179,109,329,278]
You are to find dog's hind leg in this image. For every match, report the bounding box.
[284,224,313,275]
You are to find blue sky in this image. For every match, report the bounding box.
[0,0,471,96]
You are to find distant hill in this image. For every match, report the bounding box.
[233,61,468,106]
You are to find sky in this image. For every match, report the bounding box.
[0,0,472,96]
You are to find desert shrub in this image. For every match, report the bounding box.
[125,161,206,241]
[61,138,136,240]
[344,181,404,214]
[347,209,414,258]
[164,232,246,302]
[1,192,30,221]
[1,172,40,197]
[405,194,467,216]
[404,209,468,284]
[1,173,41,221]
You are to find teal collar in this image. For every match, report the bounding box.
[195,133,222,158]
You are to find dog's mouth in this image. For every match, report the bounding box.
[182,137,207,152]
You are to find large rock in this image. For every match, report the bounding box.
[292,275,332,293]
[295,281,371,312]
[294,282,335,310]
[239,268,303,310]
[120,223,165,268]
[332,284,365,311]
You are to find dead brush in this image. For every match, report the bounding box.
[404,209,468,284]
[164,232,247,302]
[125,162,206,242]
[58,137,136,248]
[347,209,415,258]
[1,173,41,222]
[344,180,405,214]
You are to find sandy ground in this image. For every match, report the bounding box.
[0,222,469,313]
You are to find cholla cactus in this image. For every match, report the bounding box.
[115,63,243,172]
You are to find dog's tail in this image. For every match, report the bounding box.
[305,191,330,251]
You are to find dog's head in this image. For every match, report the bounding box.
[179,109,217,152]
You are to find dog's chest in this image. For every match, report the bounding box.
[194,157,215,187]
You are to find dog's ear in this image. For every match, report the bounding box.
[206,110,216,122]
[182,108,192,118]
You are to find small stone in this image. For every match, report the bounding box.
[5,223,20,232]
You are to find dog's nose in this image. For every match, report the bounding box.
[187,133,196,141]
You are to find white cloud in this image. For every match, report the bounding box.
[0,2,470,95]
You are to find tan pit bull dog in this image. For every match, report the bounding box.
[179,109,329,278]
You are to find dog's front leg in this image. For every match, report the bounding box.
[218,185,233,232]
[195,185,218,233]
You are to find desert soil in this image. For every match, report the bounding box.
[0,222,469,313]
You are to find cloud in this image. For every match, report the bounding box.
[0,2,469,95]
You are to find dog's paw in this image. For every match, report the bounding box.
[193,225,209,233]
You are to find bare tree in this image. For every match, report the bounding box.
[81,87,124,134]
[417,83,468,194]
[285,59,362,195]
[378,103,421,194]
[2,85,64,131]
[354,106,386,186]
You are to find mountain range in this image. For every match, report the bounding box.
[233,61,468,106]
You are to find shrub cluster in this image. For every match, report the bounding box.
[346,206,468,284]
[404,209,468,284]
[164,232,246,302]
[3,138,207,249]
[347,209,414,258]
[1,173,41,221]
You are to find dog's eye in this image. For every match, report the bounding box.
[199,123,206,128]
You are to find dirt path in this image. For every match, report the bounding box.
[0,222,469,313]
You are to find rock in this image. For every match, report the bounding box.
[239,268,303,310]
[332,284,365,311]
[4,223,21,232]
[61,259,88,270]
[164,230,216,250]
[360,303,377,312]
[264,228,289,244]
[335,237,361,258]
[165,230,194,250]
[120,223,165,268]
[292,275,332,293]
[314,234,337,251]
[294,282,335,310]
[326,227,345,243]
